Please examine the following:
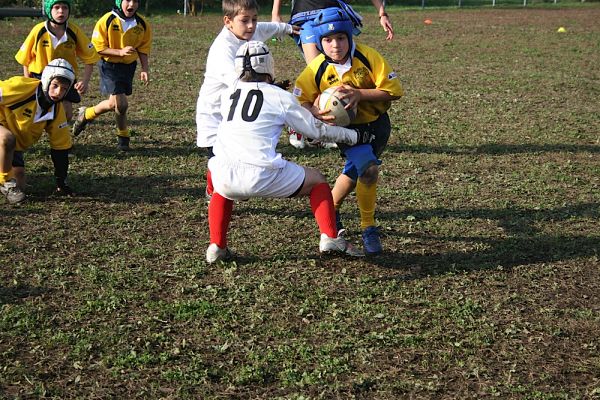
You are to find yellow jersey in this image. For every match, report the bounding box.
[294,43,403,124]
[92,11,152,64]
[15,21,100,76]
[0,77,71,152]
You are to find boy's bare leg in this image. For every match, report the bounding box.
[331,173,356,207]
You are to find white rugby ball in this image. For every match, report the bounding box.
[318,86,356,127]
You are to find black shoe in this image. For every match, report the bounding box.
[117,136,130,151]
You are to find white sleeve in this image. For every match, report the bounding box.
[254,22,292,42]
[282,94,358,145]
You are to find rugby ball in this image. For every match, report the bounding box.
[318,86,356,127]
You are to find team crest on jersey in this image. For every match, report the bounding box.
[292,87,302,97]
[326,74,339,86]
[23,108,33,118]
[388,71,398,80]
[112,24,120,31]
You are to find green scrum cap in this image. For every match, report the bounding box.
[43,0,71,23]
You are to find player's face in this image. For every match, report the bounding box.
[50,3,69,23]
[121,0,139,18]
[225,8,258,41]
[321,33,350,63]
[47,78,70,102]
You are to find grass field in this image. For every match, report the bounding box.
[1,5,599,399]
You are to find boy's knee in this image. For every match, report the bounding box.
[0,130,16,151]
[359,165,379,184]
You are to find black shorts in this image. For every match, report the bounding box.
[12,151,25,168]
[99,60,137,96]
[31,72,81,103]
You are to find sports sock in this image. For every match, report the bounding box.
[356,180,377,230]
[206,169,214,196]
[84,107,97,121]
[0,169,13,185]
[208,192,233,248]
[117,128,130,138]
[310,182,337,238]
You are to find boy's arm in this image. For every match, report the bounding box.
[336,85,400,110]
[271,0,282,22]
[138,52,149,85]
[370,0,394,40]
[23,66,31,78]
[74,64,93,95]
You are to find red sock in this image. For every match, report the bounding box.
[208,192,233,248]
[310,182,337,238]
[206,169,214,196]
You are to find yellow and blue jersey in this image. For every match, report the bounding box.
[15,21,100,76]
[0,77,71,152]
[92,11,152,64]
[294,43,403,124]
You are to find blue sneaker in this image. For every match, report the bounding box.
[362,226,382,255]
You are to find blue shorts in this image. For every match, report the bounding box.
[339,113,391,180]
[99,60,137,96]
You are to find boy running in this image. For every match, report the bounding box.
[15,0,99,121]
[294,8,403,255]
[72,0,152,152]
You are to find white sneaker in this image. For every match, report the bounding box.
[206,243,232,263]
[319,233,364,257]
[1,179,25,204]
[288,130,306,149]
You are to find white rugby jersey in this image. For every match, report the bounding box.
[213,81,357,169]
[195,22,291,148]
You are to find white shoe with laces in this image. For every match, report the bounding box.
[319,233,364,257]
[1,179,25,204]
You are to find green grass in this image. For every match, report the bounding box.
[1,6,599,399]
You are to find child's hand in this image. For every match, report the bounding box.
[74,80,88,95]
[140,71,149,85]
[120,46,137,57]
[291,24,301,35]
[336,85,361,110]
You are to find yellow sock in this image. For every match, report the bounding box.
[356,180,377,230]
[0,169,13,185]
[117,128,130,138]
[84,107,97,121]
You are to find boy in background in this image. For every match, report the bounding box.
[294,8,403,255]
[15,0,99,121]
[1,59,76,204]
[72,0,152,152]
[195,0,299,199]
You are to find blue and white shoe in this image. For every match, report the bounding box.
[362,226,382,255]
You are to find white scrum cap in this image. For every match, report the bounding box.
[234,41,275,81]
[41,58,75,94]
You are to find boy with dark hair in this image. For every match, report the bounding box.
[71,0,152,152]
[195,0,299,199]
[205,41,374,263]
[294,8,403,255]
[1,59,76,204]
[15,0,100,121]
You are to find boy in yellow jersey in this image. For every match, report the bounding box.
[0,59,76,204]
[294,8,403,255]
[15,0,100,121]
[72,0,152,151]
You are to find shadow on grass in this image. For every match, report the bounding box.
[368,201,600,277]
[68,143,202,160]
[0,285,49,305]
[387,143,600,155]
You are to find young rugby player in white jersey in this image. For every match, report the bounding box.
[196,0,299,199]
[205,41,375,263]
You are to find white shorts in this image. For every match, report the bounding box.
[208,156,306,200]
